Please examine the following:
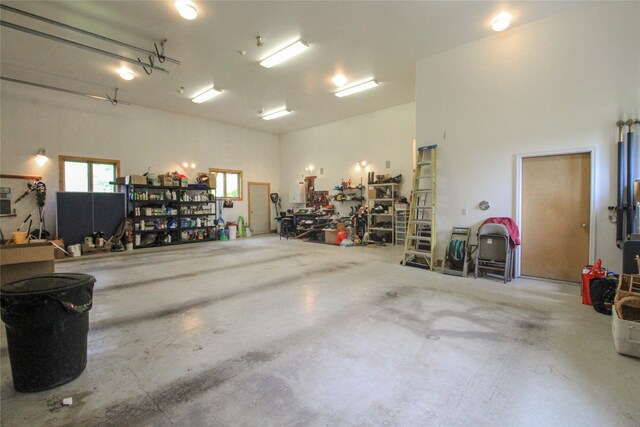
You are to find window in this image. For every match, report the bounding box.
[59,156,120,192]
[209,168,243,200]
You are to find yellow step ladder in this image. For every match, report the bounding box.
[402,144,437,270]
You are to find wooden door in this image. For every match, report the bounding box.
[248,182,271,235]
[521,153,591,282]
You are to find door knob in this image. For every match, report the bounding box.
[581,223,588,229]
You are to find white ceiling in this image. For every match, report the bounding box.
[0,1,587,134]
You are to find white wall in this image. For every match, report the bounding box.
[416,2,640,270]
[279,102,416,217]
[0,83,280,237]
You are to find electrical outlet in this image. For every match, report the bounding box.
[462,208,468,215]
[436,259,443,268]
[385,160,391,169]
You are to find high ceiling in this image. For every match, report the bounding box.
[0,1,586,134]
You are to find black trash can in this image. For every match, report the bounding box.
[0,273,95,392]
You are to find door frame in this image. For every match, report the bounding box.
[248,182,272,233]
[515,147,596,279]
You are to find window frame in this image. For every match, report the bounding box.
[209,168,243,201]
[59,155,121,192]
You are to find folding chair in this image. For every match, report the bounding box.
[474,223,513,283]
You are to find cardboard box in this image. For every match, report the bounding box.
[49,239,66,259]
[324,229,337,245]
[115,176,127,185]
[0,243,55,285]
[160,175,174,186]
[368,189,376,199]
[180,178,189,187]
[126,175,147,185]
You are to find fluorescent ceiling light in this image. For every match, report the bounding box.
[491,12,512,32]
[117,66,134,80]
[332,73,348,87]
[260,40,309,68]
[175,0,198,20]
[334,80,379,97]
[192,85,222,103]
[262,108,291,120]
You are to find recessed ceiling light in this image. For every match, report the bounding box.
[491,12,512,32]
[335,80,379,97]
[175,0,198,20]
[332,73,348,87]
[260,40,309,68]
[262,108,292,120]
[117,66,134,80]
[191,85,222,103]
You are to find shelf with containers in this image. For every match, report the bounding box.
[126,184,216,248]
[331,182,366,203]
[367,183,400,244]
[178,187,217,244]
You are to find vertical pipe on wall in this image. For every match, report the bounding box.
[626,119,635,236]
[616,121,625,246]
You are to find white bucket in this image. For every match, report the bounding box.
[228,225,237,240]
[67,244,82,257]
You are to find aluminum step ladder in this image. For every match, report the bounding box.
[402,144,437,270]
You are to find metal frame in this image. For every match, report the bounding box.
[0,4,180,66]
[0,20,169,74]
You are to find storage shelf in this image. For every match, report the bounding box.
[368,183,399,187]
[136,215,177,219]
[371,198,395,202]
[130,199,178,204]
[134,242,179,249]
[180,226,216,231]
[180,200,214,204]
[127,183,217,248]
[370,227,393,231]
[371,213,392,216]
[136,228,178,233]
[129,184,186,190]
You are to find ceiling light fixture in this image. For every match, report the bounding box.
[491,12,512,32]
[332,73,348,87]
[175,0,198,20]
[335,80,379,97]
[191,85,222,103]
[259,40,309,68]
[262,108,292,120]
[117,66,134,81]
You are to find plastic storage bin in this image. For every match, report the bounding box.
[612,308,640,359]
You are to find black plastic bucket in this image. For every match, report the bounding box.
[0,273,95,392]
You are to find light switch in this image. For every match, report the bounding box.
[462,208,468,215]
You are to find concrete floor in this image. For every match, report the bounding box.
[1,236,638,426]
